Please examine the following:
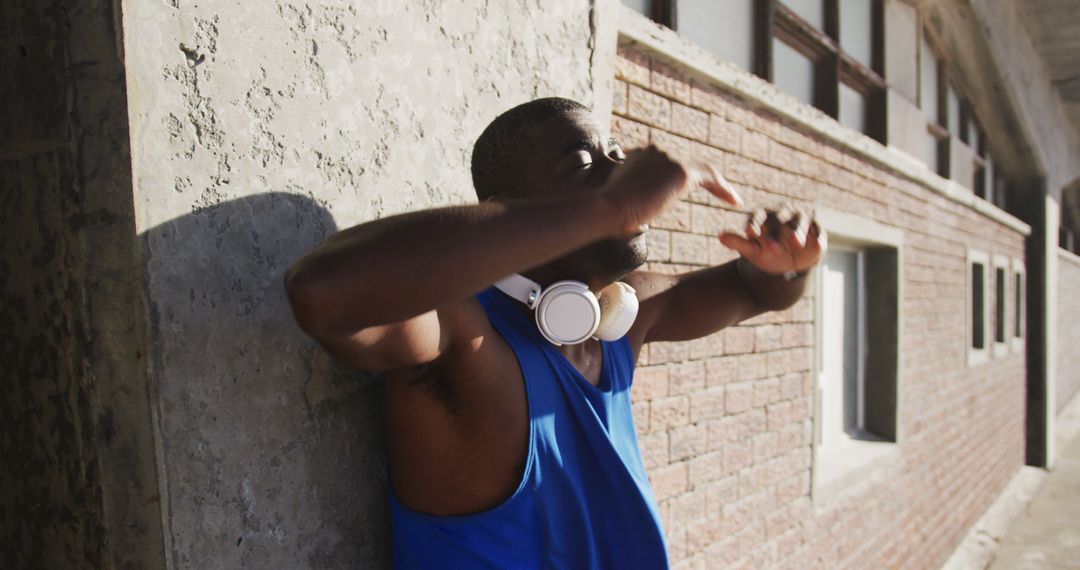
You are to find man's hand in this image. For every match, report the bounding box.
[602,147,743,235]
[719,209,827,276]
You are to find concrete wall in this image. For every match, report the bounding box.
[1058,250,1080,413]
[119,1,599,567]
[613,43,1027,568]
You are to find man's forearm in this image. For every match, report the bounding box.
[285,192,619,336]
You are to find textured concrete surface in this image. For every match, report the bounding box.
[987,395,1080,569]
[119,1,598,567]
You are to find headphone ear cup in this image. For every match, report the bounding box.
[595,282,639,341]
[535,281,601,346]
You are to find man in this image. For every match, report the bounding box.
[285,98,825,568]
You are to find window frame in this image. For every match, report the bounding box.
[967,249,990,366]
[810,207,903,504]
[635,0,886,141]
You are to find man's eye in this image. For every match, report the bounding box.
[571,150,593,169]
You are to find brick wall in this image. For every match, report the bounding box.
[1058,250,1080,414]
[614,46,1027,569]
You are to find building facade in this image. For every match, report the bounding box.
[3,1,1080,569]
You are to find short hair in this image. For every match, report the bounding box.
[471,97,589,200]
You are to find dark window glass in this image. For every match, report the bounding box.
[995,267,1006,343]
[972,262,985,349]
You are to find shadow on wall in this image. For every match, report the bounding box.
[141,192,391,568]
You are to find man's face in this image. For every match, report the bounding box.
[517,110,649,283]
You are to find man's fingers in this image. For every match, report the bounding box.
[719,232,759,258]
[691,163,744,207]
[807,223,828,254]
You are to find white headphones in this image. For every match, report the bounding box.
[494,273,639,346]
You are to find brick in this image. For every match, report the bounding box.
[671,102,710,142]
[725,326,755,354]
[651,198,692,231]
[646,228,672,262]
[723,439,752,473]
[691,82,731,116]
[651,128,694,162]
[705,356,738,386]
[627,85,671,128]
[650,461,689,501]
[632,365,669,401]
[689,330,724,360]
[752,377,781,407]
[633,400,650,434]
[611,115,650,149]
[737,352,769,380]
[741,131,770,163]
[755,324,783,352]
[781,323,811,348]
[688,450,724,488]
[670,487,708,526]
[671,232,710,265]
[615,49,651,85]
[703,474,737,517]
[752,431,780,462]
[766,401,793,431]
[725,381,753,413]
[612,79,628,116]
[690,386,726,423]
[638,430,669,469]
[670,360,706,395]
[704,536,740,566]
[686,513,724,553]
[779,372,803,400]
[650,340,690,364]
[651,395,690,430]
[708,115,743,152]
[651,61,693,103]
[671,423,707,461]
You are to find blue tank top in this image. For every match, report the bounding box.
[389,287,669,569]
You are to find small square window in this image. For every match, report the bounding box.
[968,250,990,366]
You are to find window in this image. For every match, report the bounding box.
[675,0,756,71]
[629,0,886,141]
[968,249,990,366]
[812,208,901,500]
[1012,258,1025,352]
[993,255,1010,357]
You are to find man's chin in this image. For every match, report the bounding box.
[595,234,648,276]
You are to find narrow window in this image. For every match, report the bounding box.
[839,82,867,133]
[676,0,756,71]
[971,261,985,350]
[839,0,873,67]
[773,37,817,105]
[995,266,1006,344]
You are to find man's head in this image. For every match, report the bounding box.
[471,97,648,286]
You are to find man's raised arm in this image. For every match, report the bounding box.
[627,209,826,347]
[283,147,714,370]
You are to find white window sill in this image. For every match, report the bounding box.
[813,433,900,506]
